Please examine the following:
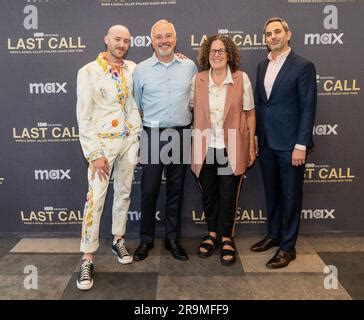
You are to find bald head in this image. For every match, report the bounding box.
[104,25,131,63]
[107,25,130,37]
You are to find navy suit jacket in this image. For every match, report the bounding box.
[255,50,317,151]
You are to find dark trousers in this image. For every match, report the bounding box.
[198,148,242,238]
[139,126,190,243]
[259,144,305,252]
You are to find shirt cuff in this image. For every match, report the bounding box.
[294,144,307,151]
[87,149,105,162]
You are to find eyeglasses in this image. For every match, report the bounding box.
[209,48,226,56]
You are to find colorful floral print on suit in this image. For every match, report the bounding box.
[77,53,141,253]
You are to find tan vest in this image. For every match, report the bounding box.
[191,70,250,177]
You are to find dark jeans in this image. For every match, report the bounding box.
[198,147,242,238]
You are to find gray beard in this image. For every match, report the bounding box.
[157,47,173,57]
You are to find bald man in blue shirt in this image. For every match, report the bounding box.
[133,19,197,261]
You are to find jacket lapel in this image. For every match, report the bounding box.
[268,51,296,101]
[260,59,269,103]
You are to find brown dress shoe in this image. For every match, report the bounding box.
[250,236,280,252]
[266,249,296,269]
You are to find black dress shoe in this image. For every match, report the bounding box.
[266,249,296,269]
[250,236,280,252]
[165,239,188,261]
[133,242,153,261]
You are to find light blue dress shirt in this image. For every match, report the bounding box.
[133,53,197,128]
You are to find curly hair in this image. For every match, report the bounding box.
[197,35,240,73]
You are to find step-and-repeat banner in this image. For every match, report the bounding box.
[0,0,363,238]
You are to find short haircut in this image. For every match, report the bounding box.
[263,17,290,34]
[150,19,176,38]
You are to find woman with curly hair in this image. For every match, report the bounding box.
[190,35,256,266]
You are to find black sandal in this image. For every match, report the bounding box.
[220,240,236,266]
[197,234,219,258]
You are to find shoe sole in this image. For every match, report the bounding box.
[76,280,94,291]
[220,260,236,266]
[220,254,237,266]
[197,243,220,258]
[250,244,280,252]
[133,254,147,261]
[266,256,296,269]
[112,249,133,264]
[165,246,189,261]
[171,255,189,261]
[197,251,213,258]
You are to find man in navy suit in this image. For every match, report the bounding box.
[250,17,317,268]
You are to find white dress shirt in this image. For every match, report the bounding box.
[264,47,291,99]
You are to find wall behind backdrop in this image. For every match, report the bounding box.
[0,0,363,238]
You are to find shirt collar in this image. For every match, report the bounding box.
[151,52,181,67]
[208,65,234,88]
[267,47,291,63]
[96,52,128,74]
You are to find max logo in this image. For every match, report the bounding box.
[29,82,67,94]
[34,169,71,180]
[305,5,344,45]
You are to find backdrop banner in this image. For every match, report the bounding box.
[0,0,363,238]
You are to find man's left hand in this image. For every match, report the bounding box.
[175,52,188,60]
[292,148,306,166]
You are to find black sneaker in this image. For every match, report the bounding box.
[112,239,133,264]
[76,259,94,290]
